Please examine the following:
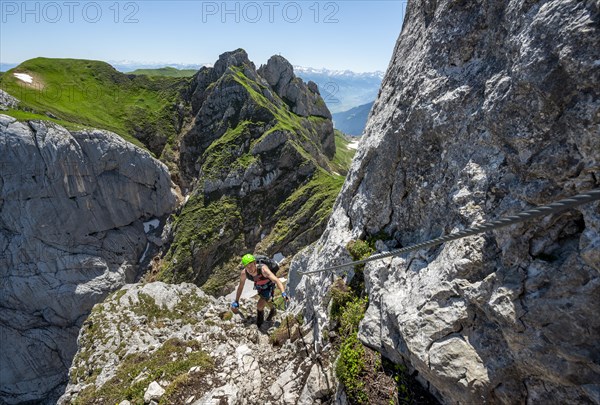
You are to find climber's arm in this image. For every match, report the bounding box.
[234,269,247,304]
[262,266,286,297]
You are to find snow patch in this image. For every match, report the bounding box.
[273,253,285,263]
[143,219,160,233]
[139,243,150,263]
[13,73,33,84]
[347,139,360,150]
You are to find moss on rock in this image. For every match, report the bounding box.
[73,338,213,405]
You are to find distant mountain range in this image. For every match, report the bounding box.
[0,61,208,74]
[129,67,199,77]
[293,67,382,114]
[1,61,383,114]
[332,101,374,136]
[109,61,209,72]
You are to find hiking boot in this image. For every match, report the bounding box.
[266,307,277,322]
[256,310,264,327]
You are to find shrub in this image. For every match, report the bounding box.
[339,296,368,339]
[330,277,354,323]
[336,333,368,404]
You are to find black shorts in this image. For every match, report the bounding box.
[256,282,275,300]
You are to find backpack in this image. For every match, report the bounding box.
[254,254,280,275]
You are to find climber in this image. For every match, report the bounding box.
[231,254,289,327]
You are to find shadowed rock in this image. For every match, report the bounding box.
[293,0,600,403]
[0,116,177,404]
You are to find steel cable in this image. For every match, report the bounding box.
[299,189,600,275]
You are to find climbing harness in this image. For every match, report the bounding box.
[299,189,600,275]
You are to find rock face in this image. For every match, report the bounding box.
[258,55,332,119]
[159,49,342,295]
[0,90,19,110]
[293,1,600,404]
[0,116,177,404]
[60,282,335,405]
[180,49,335,185]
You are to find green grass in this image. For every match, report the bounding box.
[73,338,213,405]
[229,66,325,156]
[200,255,246,296]
[329,278,370,404]
[259,169,345,250]
[333,291,369,404]
[330,130,356,175]
[0,57,188,151]
[200,120,258,179]
[270,314,304,346]
[337,333,369,404]
[129,292,208,326]
[156,193,243,288]
[130,67,198,77]
[1,109,89,131]
[346,238,377,296]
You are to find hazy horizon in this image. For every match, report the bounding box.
[1,58,386,75]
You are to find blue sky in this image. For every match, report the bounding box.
[0,1,407,72]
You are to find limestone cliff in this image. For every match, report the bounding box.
[0,116,177,404]
[293,0,600,403]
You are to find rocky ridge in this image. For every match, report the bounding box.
[59,282,335,405]
[0,115,177,404]
[179,49,334,186]
[157,49,344,296]
[293,0,600,404]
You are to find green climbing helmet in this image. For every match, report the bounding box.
[241,254,256,266]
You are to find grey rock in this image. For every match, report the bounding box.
[258,55,332,119]
[297,363,335,405]
[0,117,177,404]
[193,384,239,405]
[63,282,336,404]
[293,0,600,403]
[144,381,165,403]
[0,89,19,110]
[213,48,257,80]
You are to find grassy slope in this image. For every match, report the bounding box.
[0,57,188,149]
[130,67,197,77]
[1,109,90,132]
[330,129,356,176]
[257,169,346,251]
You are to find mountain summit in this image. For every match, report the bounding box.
[152,49,346,297]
